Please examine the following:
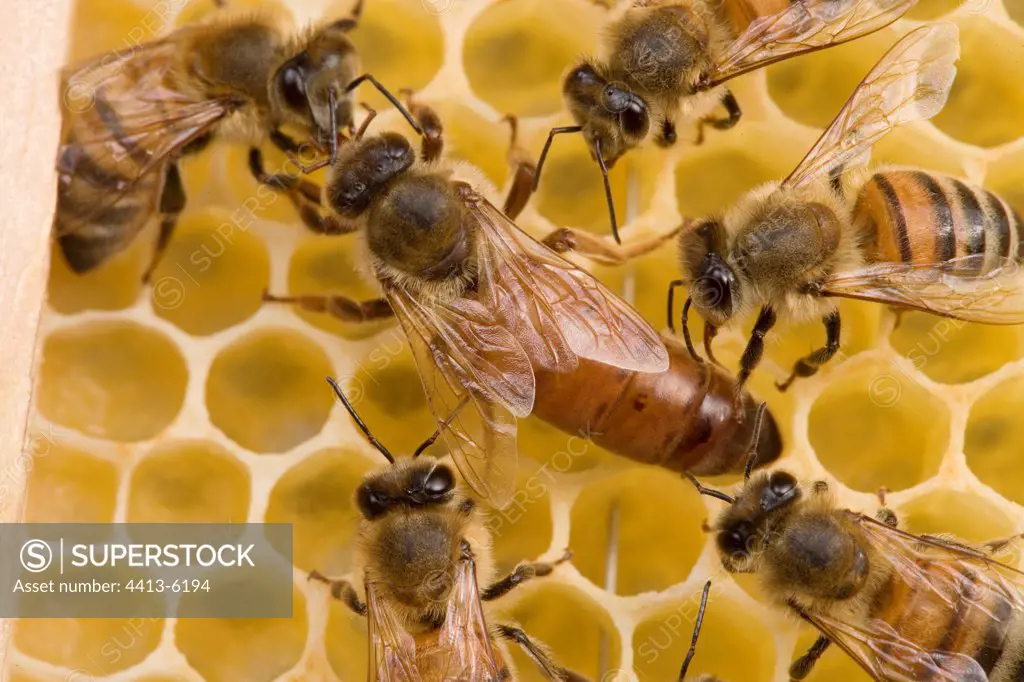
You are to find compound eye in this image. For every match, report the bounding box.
[329,168,372,217]
[278,63,307,111]
[356,485,388,519]
[567,63,602,88]
[693,265,733,315]
[768,471,797,498]
[424,466,454,495]
[620,99,650,138]
[345,181,367,201]
[718,521,754,558]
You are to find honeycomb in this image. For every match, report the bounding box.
[12,0,1024,680]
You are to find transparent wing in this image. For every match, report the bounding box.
[433,553,503,681]
[820,255,1024,324]
[466,194,669,374]
[803,610,989,682]
[782,22,959,189]
[385,285,524,507]
[709,0,916,86]
[366,581,422,682]
[799,513,1024,681]
[57,33,239,236]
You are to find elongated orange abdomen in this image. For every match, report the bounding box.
[531,335,782,475]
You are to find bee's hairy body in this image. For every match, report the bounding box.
[351,458,515,679]
[715,472,1024,681]
[353,459,495,634]
[328,133,501,304]
[601,0,729,117]
[56,10,360,272]
[683,178,863,327]
[683,165,1024,330]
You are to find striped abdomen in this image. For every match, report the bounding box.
[55,126,167,273]
[530,335,783,475]
[853,170,1024,274]
[54,25,239,273]
[868,558,1024,680]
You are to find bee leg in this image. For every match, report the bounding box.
[352,103,378,141]
[875,508,899,527]
[694,90,742,145]
[889,305,906,330]
[776,311,841,391]
[345,74,423,138]
[248,148,323,206]
[789,635,831,681]
[500,114,537,220]
[873,486,899,526]
[249,150,359,235]
[481,548,572,601]
[733,306,778,415]
[269,130,301,154]
[142,164,186,284]
[330,0,364,32]
[703,322,726,369]
[539,223,685,265]
[307,570,367,616]
[398,91,444,162]
[496,624,590,681]
[262,291,394,322]
[983,533,1024,555]
[655,118,677,148]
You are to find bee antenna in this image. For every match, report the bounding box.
[681,295,703,363]
[593,139,621,245]
[685,472,735,505]
[326,376,395,464]
[743,402,769,481]
[533,125,583,193]
[345,74,423,137]
[412,394,470,458]
[678,580,712,681]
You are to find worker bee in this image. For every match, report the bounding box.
[536,0,918,241]
[546,24,1024,398]
[312,377,584,681]
[253,100,669,508]
[55,0,420,280]
[689,464,1024,682]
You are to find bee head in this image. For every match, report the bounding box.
[356,459,458,521]
[358,459,479,613]
[270,25,360,144]
[711,471,802,572]
[326,133,416,218]
[679,220,741,327]
[563,62,650,167]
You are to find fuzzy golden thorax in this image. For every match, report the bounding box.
[605,1,717,101]
[175,13,360,147]
[680,180,862,328]
[326,133,477,301]
[354,458,491,633]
